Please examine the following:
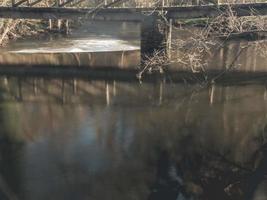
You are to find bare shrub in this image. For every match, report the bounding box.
[139,4,267,82]
[137,49,169,80]
[207,6,267,37]
[172,28,217,73]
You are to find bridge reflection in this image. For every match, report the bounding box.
[0,76,167,105]
[0,77,267,200]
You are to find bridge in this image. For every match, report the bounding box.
[0,3,267,20]
[1,1,267,55]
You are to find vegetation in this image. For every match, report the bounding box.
[0,0,56,46]
[0,0,267,46]
[139,4,267,84]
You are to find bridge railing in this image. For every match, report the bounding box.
[6,0,267,8]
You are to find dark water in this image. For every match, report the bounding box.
[0,76,266,200]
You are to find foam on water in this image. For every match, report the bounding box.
[10,39,140,53]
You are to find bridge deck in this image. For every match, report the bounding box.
[0,3,267,21]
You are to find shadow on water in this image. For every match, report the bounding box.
[0,76,266,200]
[0,106,24,200]
[148,139,267,200]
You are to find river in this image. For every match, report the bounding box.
[0,21,141,68]
[0,21,267,200]
[0,76,266,200]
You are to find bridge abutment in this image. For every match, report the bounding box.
[140,16,165,58]
[140,16,173,60]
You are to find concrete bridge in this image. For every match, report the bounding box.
[1,3,267,20]
[1,2,267,55]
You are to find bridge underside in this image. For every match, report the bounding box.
[0,3,267,21]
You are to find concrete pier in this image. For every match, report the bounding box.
[0,50,140,68]
[140,16,165,57]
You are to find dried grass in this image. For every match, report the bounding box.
[140,4,267,82]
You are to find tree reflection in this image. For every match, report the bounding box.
[147,132,267,200]
[0,77,266,200]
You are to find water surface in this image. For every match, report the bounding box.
[0,21,140,68]
[0,76,266,200]
[2,21,140,53]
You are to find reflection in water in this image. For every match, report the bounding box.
[0,76,266,200]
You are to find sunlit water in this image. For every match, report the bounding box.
[2,21,140,53]
[8,39,139,53]
[0,21,140,68]
[0,76,266,200]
